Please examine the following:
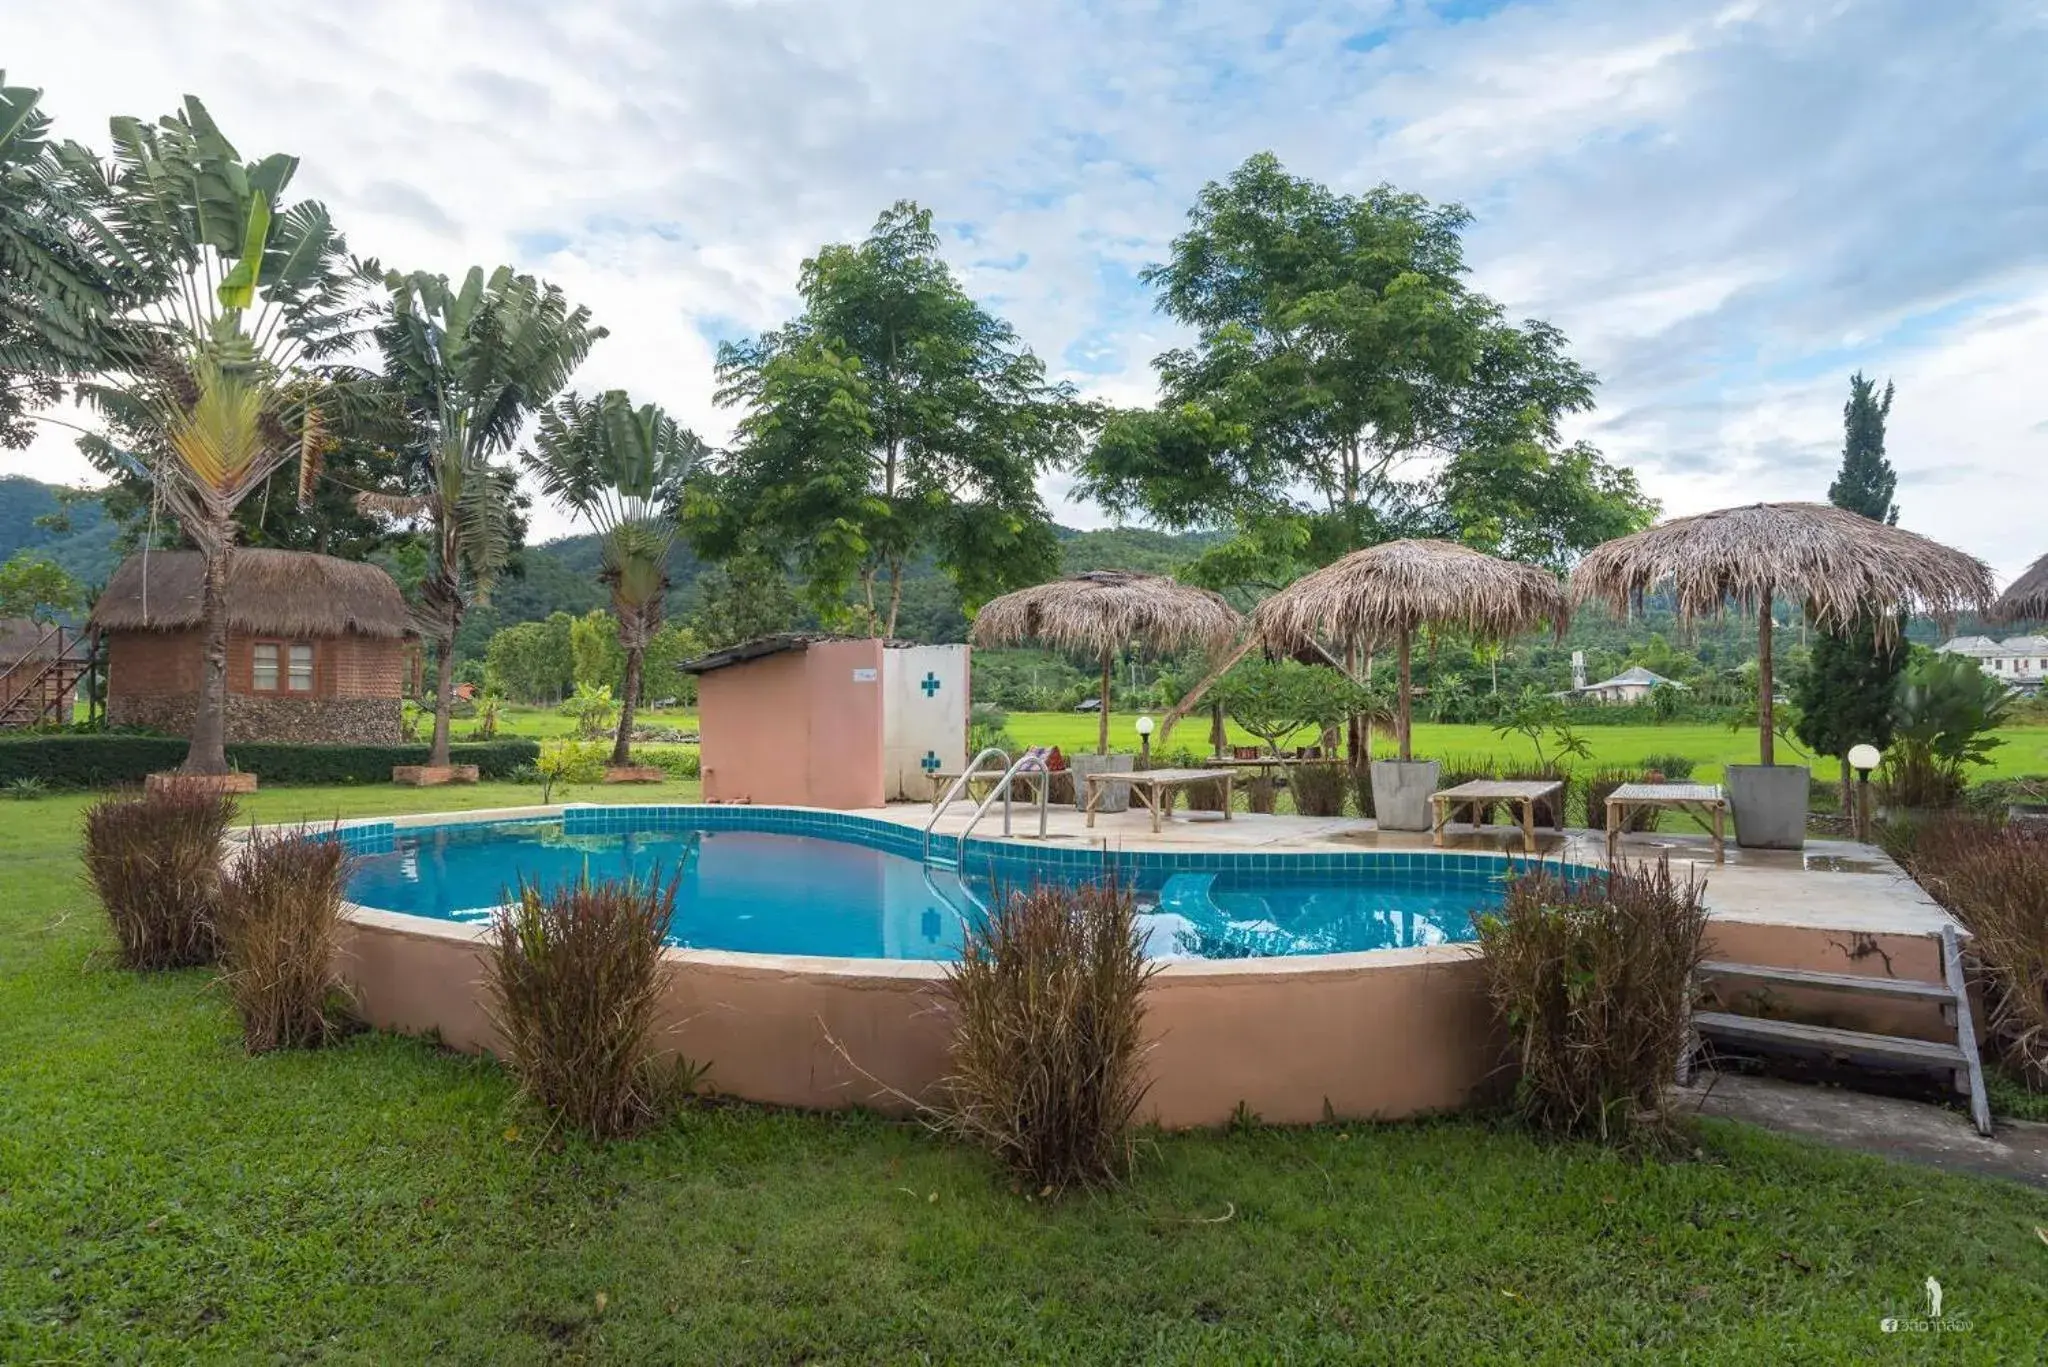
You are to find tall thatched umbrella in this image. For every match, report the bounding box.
[1252,540,1569,761]
[971,570,1241,754]
[1993,552,2048,624]
[1570,503,1993,766]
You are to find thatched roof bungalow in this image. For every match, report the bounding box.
[91,548,412,745]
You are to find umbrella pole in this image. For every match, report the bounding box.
[1757,595,1775,767]
[1397,630,1413,762]
[1098,647,1112,755]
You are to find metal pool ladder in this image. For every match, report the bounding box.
[923,749,1053,870]
[923,747,1008,866]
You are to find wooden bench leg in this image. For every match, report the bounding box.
[1521,801,1535,854]
[1084,782,1100,829]
[1223,775,1234,820]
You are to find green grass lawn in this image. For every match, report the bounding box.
[4,784,2047,1360]
[1004,712,2048,784]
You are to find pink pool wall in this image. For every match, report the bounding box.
[698,639,886,809]
[334,903,1962,1127]
[337,910,1508,1126]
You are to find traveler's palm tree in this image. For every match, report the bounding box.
[66,98,369,775]
[361,266,603,766]
[525,391,703,765]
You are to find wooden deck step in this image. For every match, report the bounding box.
[1699,960,1953,1003]
[1692,1011,1965,1070]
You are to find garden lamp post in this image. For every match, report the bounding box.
[1848,742,1881,842]
[1135,714,1154,769]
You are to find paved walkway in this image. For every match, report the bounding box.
[1685,1072,2048,1188]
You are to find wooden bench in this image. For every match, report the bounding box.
[927,768,1053,810]
[1605,781,1727,864]
[1430,779,1563,854]
[1083,768,1236,834]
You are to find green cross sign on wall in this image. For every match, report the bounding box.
[920,672,942,697]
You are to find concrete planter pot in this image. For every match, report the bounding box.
[1070,752,1134,814]
[145,771,258,797]
[1726,763,1809,849]
[391,764,480,787]
[1370,759,1441,832]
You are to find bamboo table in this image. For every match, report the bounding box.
[1605,782,1727,864]
[1430,779,1564,854]
[1083,768,1236,834]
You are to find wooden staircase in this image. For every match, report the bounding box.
[0,624,89,729]
[1684,924,1991,1136]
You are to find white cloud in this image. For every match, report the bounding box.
[1,0,2041,589]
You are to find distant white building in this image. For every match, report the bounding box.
[1938,635,2048,693]
[1551,665,1687,705]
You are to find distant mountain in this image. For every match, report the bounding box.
[1,475,1224,647]
[461,522,1223,649]
[0,476,122,587]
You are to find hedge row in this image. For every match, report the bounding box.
[0,735,541,788]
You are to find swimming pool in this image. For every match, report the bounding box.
[341,807,1526,961]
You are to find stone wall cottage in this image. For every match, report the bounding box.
[91,549,412,744]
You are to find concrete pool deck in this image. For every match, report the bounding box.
[890,799,1952,939]
[325,801,1963,1129]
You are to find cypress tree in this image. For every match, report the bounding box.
[1795,373,1904,812]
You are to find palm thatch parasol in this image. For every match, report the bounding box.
[1993,551,2048,624]
[1252,539,1570,762]
[971,570,1241,754]
[1570,502,1993,765]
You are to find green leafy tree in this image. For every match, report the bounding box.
[358,266,603,767]
[0,552,83,622]
[688,551,801,649]
[484,612,574,702]
[694,202,1082,635]
[1077,153,1653,590]
[1795,373,1905,808]
[639,622,703,707]
[1214,659,1368,756]
[70,97,371,775]
[525,391,703,765]
[568,609,625,694]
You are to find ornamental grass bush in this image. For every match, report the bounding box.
[1477,858,1709,1148]
[485,872,700,1140]
[1890,814,2048,1086]
[938,879,1158,1192]
[215,827,352,1052]
[1289,761,1349,818]
[81,789,233,969]
[1246,775,1278,814]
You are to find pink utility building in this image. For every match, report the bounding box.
[682,634,970,809]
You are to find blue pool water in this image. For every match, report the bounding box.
[344,816,1516,961]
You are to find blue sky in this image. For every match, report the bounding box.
[3,0,2044,579]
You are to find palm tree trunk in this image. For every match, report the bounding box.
[1098,647,1113,755]
[178,542,233,776]
[429,635,456,768]
[613,644,643,767]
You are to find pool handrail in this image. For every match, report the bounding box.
[949,751,1053,862]
[923,746,1010,864]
